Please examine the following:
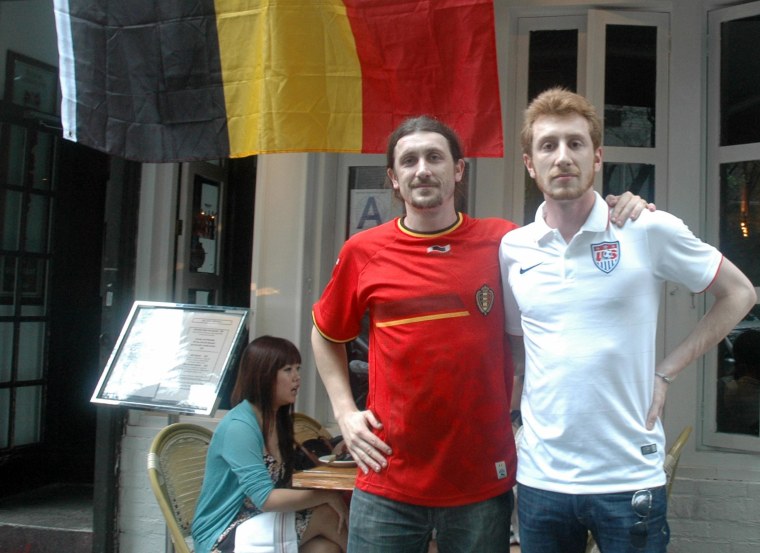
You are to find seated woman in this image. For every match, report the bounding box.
[192,335,348,553]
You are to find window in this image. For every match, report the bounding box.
[0,117,56,450]
[704,1,760,452]
[509,11,668,225]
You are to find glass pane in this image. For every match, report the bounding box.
[602,163,655,204]
[0,389,8,447]
[19,257,46,303]
[528,30,578,100]
[189,289,214,306]
[719,161,760,284]
[15,385,42,445]
[190,176,219,274]
[0,124,27,186]
[348,166,387,190]
[30,132,54,191]
[1,254,16,301]
[525,29,579,223]
[0,322,12,382]
[523,170,543,225]
[721,15,760,146]
[20,304,45,317]
[715,305,760,436]
[1,190,22,250]
[18,321,45,380]
[25,193,50,253]
[604,25,657,147]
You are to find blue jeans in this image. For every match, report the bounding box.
[517,484,669,553]
[347,488,514,553]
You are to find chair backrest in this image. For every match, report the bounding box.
[664,425,692,498]
[293,412,332,445]
[147,423,213,553]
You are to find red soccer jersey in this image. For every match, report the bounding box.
[313,213,518,506]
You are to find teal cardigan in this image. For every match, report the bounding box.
[191,400,276,553]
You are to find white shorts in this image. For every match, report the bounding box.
[233,512,298,553]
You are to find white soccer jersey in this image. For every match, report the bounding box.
[500,193,722,494]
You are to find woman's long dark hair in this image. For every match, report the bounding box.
[230,335,300,480]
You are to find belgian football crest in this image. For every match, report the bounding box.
[591,241,620,273]
[476,285,494,315]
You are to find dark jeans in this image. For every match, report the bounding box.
[348,488,514,553]
[517,483,669,553]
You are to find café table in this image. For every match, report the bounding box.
[292,464,357,491]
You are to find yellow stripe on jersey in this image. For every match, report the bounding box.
[376,311,470,328]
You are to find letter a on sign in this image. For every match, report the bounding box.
[349,189,401,236]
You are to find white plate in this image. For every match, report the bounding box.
[318,454,357,467]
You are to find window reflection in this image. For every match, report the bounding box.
[15,385,42,445]
[716,306,760,437]
[31,132,53,191]
[720,161,760,283]
[189,289,214,306]
[1,190,22,250]
[25,193,50,253]
[190,177,220,274]
[18,321,45,380]
[528,30,578,99]
[721,15,760,146]
[0,322,11,382]
[0,389,8,447]
[525,29,579,223]
[604,25,657,148]
[603,163,655,204]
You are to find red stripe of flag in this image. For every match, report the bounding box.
[344,0,503,157]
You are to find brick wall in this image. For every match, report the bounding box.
[668,477,760,552]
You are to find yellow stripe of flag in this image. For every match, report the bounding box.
[215,0,363,156]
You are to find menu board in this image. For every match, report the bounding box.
[92,301,248,415]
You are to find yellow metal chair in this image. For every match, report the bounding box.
[147,423,213,553]
[585,425,693,553]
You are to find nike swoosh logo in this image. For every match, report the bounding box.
[519,262,543,274]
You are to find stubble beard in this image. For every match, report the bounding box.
[541,173,595,202]
[409,190,444,209]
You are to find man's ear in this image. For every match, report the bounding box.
[387,167,399,189]
[523,153,535,179]
[454,158,465,182]
[594,147,603,172]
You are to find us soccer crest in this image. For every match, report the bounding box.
[476,284,494,315]
[591,241,620,274]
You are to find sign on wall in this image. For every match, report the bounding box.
[349,189,403,236]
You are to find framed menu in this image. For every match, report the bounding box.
[92,301,249,415]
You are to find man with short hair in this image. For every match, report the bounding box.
[500,88,756,553]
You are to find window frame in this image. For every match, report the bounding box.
[702,0,760,453]
[586,9,670,207]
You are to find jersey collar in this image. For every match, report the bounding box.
[397,212,464,238]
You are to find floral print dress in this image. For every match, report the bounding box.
[211,453,313,552]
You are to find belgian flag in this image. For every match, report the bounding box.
[54,0,503,162]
